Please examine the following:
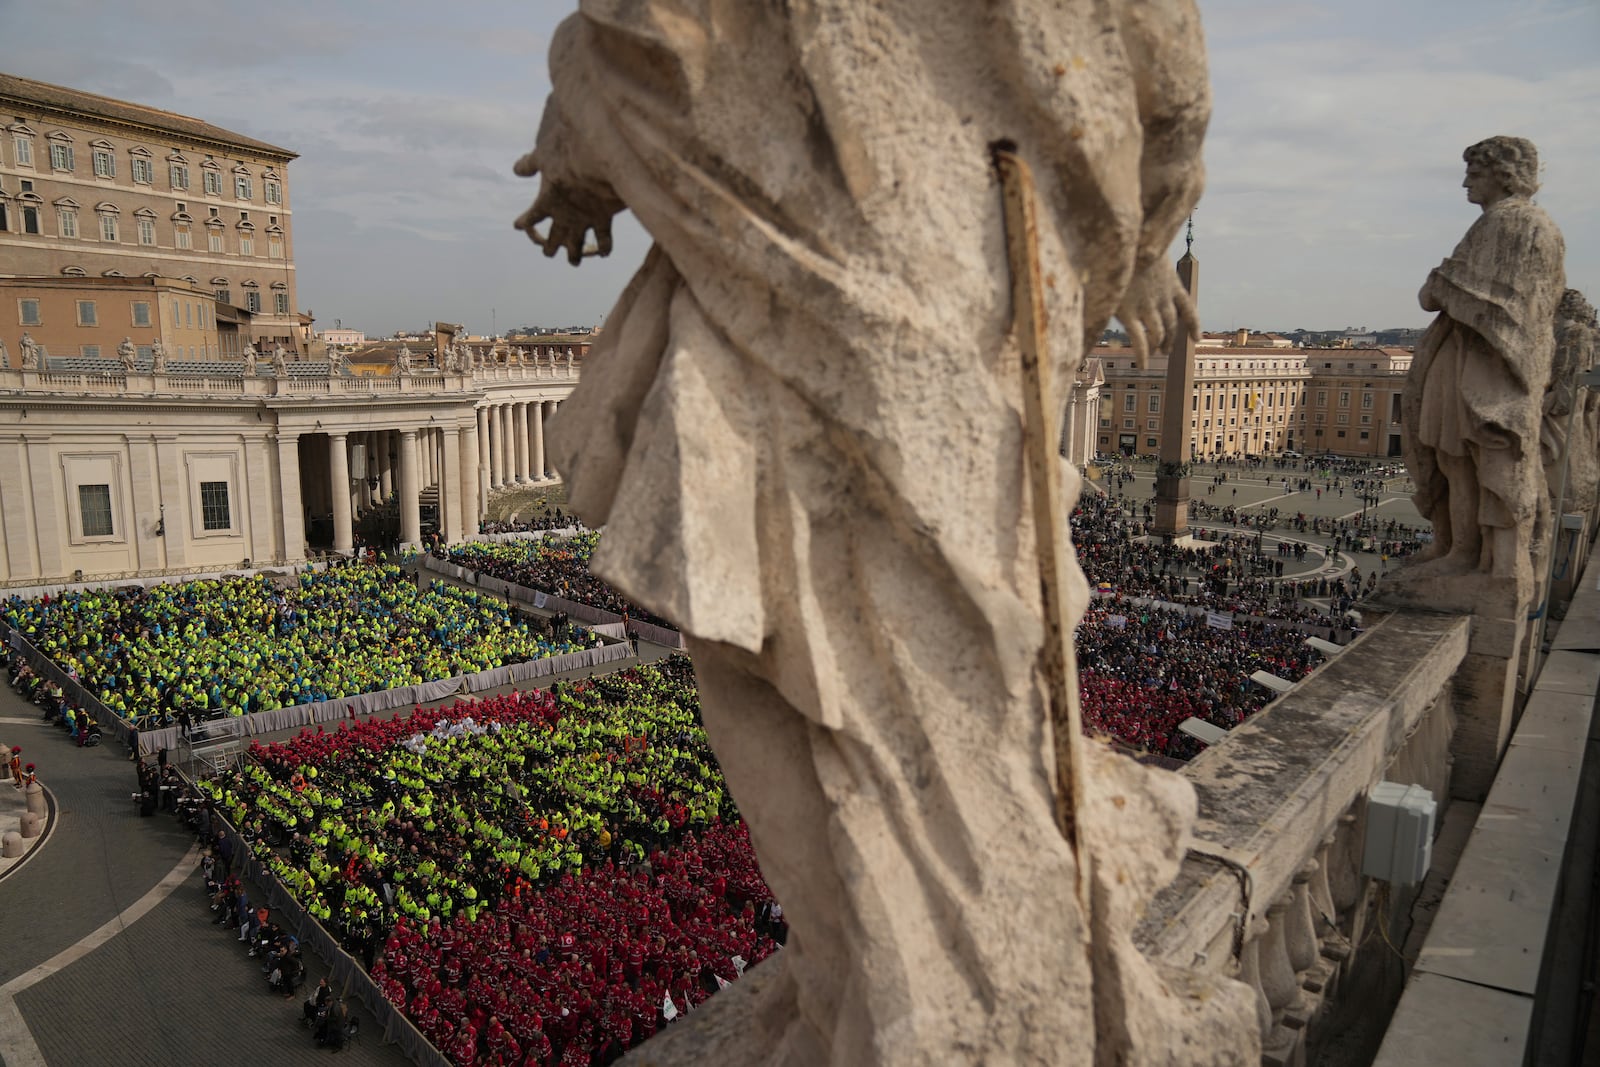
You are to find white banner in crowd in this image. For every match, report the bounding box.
[1205,611,1234,630]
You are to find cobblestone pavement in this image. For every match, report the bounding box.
[0,682,411,1067]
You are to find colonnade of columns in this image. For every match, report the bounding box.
[482,397,559,500]
[290,395,558,556]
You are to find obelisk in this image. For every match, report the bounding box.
[1152,236,1199,540]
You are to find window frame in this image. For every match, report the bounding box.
[198,480,233,531]
[76,300,98,327]
[131,301,152,328]
[92,146,115,178]
[19,298,42,326]
[78,483,115,538]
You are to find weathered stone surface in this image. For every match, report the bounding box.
[1546,289,1600,518]
[519,2,1253,1063]
[1394,136,1566,613]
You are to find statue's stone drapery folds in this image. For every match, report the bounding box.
[518,3,1254,1062]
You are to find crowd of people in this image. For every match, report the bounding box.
[0,562,597,730]
[446,535,677,631]
[202,660,782,1065]
[1076,595,1324,755]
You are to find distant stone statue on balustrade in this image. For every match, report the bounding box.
[0,337,8,370]
[271,345,288,377]
[150,337,166,374]
[242,343,258,377]
[1545,289,1600,519]
[18,333,39,370]
[117,336,137,370]
[1397,136,1566,611]
[327,346,345,374]
[396,345,412,375]
[517,3,1252,1065]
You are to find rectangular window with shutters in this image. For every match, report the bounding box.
[78,484,113,537]
[170,162,190,189]
[214,289,231,307]
[19,299,41,325]
[239,233,254,256]
[137,217,155,245]
[50,143,73,171]
[58,207,77,238]
[274,292,289,315]
[264,179,281,204]
[246,291,261,313]
[175,223,191,249]
[235,174,252,200]
[203,169,222,196]
[76,300,97,326]
[93,148,114,177]
[1147,392,1160,413]
[80,345,100,358]
[199,481,232,531]
[14,136,32,166]
[100,214,117,242]
[131,301,151,327]
[208,229,224,253]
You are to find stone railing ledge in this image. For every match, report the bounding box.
[1137,609,1470,970]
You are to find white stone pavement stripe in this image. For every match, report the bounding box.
[1336,497,1401,523]
[0,717,47,726]
[0,842,199,1067]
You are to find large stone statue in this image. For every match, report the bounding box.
[517,4,1251,1065]
[1400,136,1565,603]
[396,345,412,375]
[19,333,39,370]
[1544,290,1600,519]
[150,337,166,374]
[117,336,137,370]
[271,345,288,377]
[242,343,258,377]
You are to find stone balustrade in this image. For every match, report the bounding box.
[1134,609,1469,1067]
[0,361,579,399]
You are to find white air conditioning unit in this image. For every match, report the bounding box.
[1361,781,1436,886]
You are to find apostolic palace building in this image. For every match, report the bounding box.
[0,72,585,588]
[1064,329,1415,464]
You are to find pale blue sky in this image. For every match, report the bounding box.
[3,0,1596,336]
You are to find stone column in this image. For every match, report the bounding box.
[476,407,491,511]
[328,432,354,555]
[492,404,505,489]
[543,400,559,478]
[515,402,531,483]
[461,418,481,536]
[531,400,546,483]
[398,429,421,547]
[275,433,304,562]
[488,406,503,489]
[444,428,465,543]
[1153,249,1199,540]
[377,431,393,500]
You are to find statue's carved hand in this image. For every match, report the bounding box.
[513,104,623,267]
[1115,264,1198,367]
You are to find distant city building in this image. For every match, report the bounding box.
[319,327,365,346]
[0,72,303,354]
[1073,343,1414,460]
